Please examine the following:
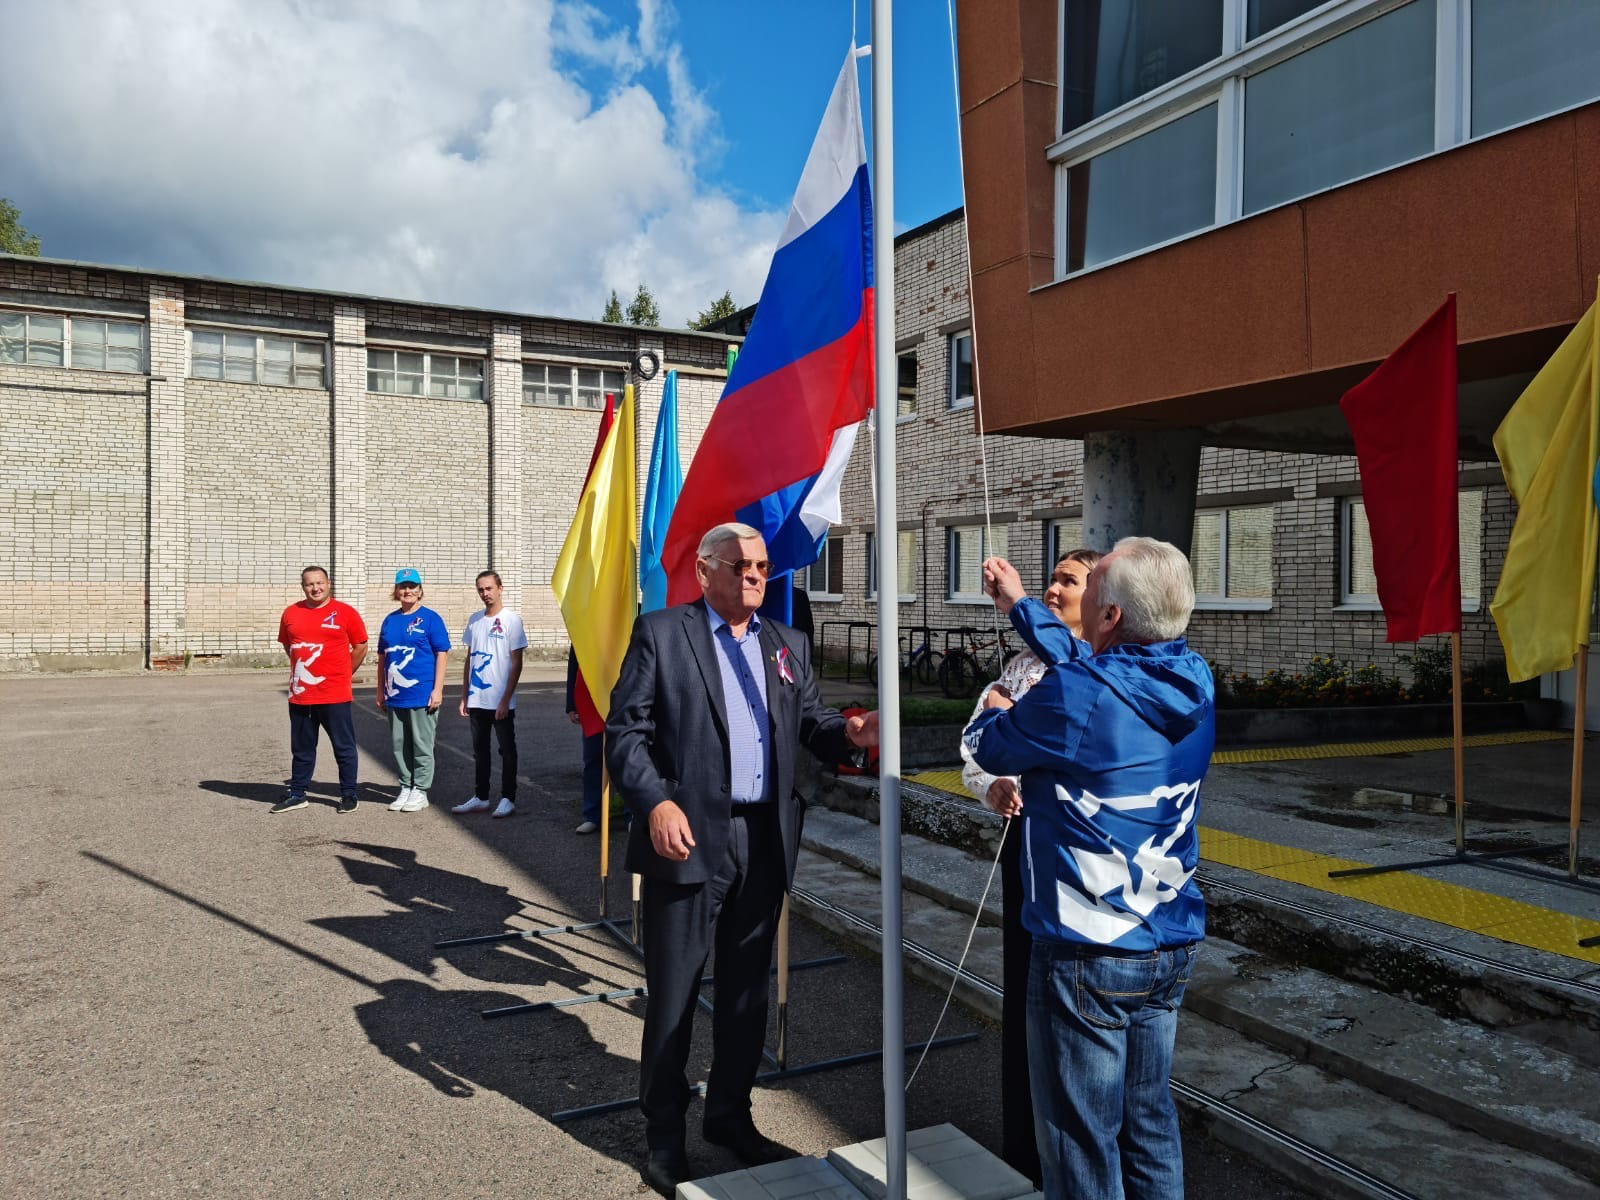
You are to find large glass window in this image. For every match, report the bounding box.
[524,362,626,409]
[1065,103,1217,272]
[1061,0,1224,133]
[948,523,1008,603]
[1471,0,1600,138]
[1342,491,1482,608]
[193,330,325,388]
[1191,505,1274,604]
[2,311,143,373]
[806,535,845,600]
[1243,0,1435,215]
[1247,0,1328,40]
[367,349,481,399]
[867,530,919,601]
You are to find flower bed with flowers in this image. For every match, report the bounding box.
[1213,643,1536,709]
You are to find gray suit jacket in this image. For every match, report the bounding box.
[605,598,855,886]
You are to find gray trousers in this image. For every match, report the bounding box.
[387,706,439,789]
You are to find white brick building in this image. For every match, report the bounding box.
[0,255,734,671]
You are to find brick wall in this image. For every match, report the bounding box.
[0,258,737,670]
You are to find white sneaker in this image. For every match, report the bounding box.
[400,789,429,812]
[491,797,515,818]
[574,820,598,835]
[389,787,415,811]
[452,795,492,814]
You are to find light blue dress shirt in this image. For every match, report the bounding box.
[705,605,771,804]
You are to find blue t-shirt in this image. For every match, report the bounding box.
[378,606,451,708]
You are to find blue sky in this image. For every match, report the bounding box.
[0,0,965,326]
[626,2,965,230]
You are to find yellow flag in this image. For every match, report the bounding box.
[1490,284,1600,682]
[552,384,638,719]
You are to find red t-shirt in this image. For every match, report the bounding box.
[278,599,368,705]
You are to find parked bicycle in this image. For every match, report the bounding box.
[938,624,1017,698]
[866,628,943,690]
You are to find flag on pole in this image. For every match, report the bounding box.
[567,395,617,736]
[1490,284,1600,683]
[661,48,875,604]
[552,384,638,721]
[640,371,683,614]
[1338,296,1461,643]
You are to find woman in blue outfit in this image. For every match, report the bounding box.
[376,568,451,812]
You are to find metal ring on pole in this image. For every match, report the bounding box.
[632,349,660,380]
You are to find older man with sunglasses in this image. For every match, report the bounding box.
[607,521,879,1196]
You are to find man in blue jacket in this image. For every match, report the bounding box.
[965,537,1214,1200]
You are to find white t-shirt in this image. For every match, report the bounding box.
[463,608,528,710]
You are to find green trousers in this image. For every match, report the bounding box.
[388,706,439,790]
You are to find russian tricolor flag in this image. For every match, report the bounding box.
[661,48,875,605]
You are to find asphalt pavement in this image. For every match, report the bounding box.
[0,668,1308,1199]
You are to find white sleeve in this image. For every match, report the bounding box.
[508,612,528,651]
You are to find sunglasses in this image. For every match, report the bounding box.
[704,555,773,578]
[396,583,420,590]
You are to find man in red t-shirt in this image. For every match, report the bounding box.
[273,565,369,814]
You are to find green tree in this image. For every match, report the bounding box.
[0,198,41,256]
[601,289,624,323]
[625,283,661,327]
[689,290,738,330]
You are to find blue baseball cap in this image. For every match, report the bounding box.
[395,568,422,585]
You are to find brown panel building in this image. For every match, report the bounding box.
[957,0,1600,458]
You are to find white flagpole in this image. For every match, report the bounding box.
[867,4,905,1197]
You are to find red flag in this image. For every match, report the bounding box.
[1339,296,1461,643]
[570,394,616,735]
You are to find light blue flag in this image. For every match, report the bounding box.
[639,370,683,612]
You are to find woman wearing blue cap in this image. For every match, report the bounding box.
[376,568,451,811]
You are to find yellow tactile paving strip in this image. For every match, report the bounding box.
[902,762,1600,966]
[1211,729,1569,764]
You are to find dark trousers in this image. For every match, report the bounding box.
[468,707,518,801]
[580,730,604,823]
[1000,821,1042,1183]
[288,701,357,796]
[638,805,785,1153]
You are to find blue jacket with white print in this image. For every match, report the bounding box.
[965,597,1214,951]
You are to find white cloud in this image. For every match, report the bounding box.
[0,0,780,327]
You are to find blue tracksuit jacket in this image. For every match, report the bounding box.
[965,597,1215,951]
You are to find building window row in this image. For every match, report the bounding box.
[1341,489,1483,608]
[0,310,145,373]
[191,329,327,388]
[1054,0,1600,275]
[366,349,484,400]
[524,363,627,409]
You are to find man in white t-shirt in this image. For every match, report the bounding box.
[452,570,527,818]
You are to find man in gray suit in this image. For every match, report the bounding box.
[607,521,878,1196]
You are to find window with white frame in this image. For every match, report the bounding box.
[897,350,918,418]
[191,329,326,388]
[1341,490,1482,609]
[1051,0,1600,277]
[1047,517,1086,570]
[1,310,144,373]
[806,535,845,600]
[948,523,1008,603]
[1191,504,1274,606]
[366,349,483,399]
[524,362,627,409]
[866,530,919,602]
[948,331,973,409]
[1471,0,1600,137]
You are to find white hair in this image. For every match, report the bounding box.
[697,522,762,557]
[1098,536,1195,642]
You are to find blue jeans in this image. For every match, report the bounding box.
[580,730,603,823]
[1027,940,1199,1200]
